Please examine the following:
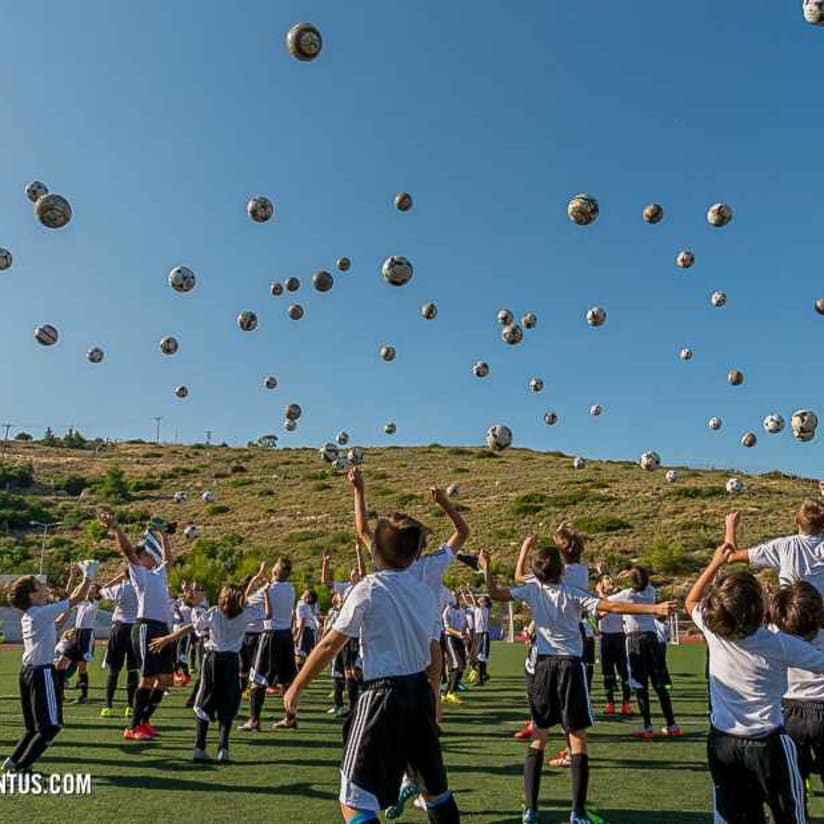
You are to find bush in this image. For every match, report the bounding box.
[13,432,33,442]
[96,465,132,504]
[62,428,88,450]
[228,478,253,488]
[641,534,688,576]
[84,520,108,542]
[230,464,247,474]
[0,463,34,490]
[54,474,91,497]
[0,492,51,528]
[511,493,549,516]
[571,515,632,534]
[667,486,726,500]
[206,504,230,516]
[130,477,162,493]
[41,428,59,447]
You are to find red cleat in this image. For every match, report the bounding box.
[513,721,533,740]
[661,725,682,737]
[123,727,152,741]
[548,749,571,768]
[620,702,633,716]
[137,722,158,738]
[178,673,191,687]
[604,702,615,716]
[632,727,654,740]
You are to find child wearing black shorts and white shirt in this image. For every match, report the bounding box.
[99,568,138,718]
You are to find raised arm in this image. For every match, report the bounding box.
[99,570,127,592]
[685,544,733,616]
[597,598,675,619]
[724,512,750,563]
[348,468,373,550]
[353,540,366,578]
[479,549,512,602]
[430,487,470,552]
[244,562,268,603]
[514,534,538,583]
[158,529,173,570]
[67,566,93,608]
[320,549,333,587]
[99,511,137,564]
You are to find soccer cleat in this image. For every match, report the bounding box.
[548,749,571,768]
[2,759,18,773]
[326,706,339,715]
[124,706,133,718]
[632,727,655,740]
[179,673,191,687]
[333,705,348,718]
[73,696,88,705]
[522,807,538,824]
[443,693,463,705]
[272,715,298,730]
[192,747,210,762]
[466,668,479,685]
[385,781,418,819]
[238,719,261,732]
[173,672,184,687]
[513,721,534,740]
[138,722,158,738]
[217,748,230,763]
[456,681,469,692]
[123,727,152,741]
[99,707,114,718]
[604,702,615,716]
[620,702,633,716]
[661,724,682,737]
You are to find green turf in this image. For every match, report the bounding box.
[0,642,819,823]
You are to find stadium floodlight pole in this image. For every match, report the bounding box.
[31,520,62,576]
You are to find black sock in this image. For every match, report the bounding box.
[426,791,460,823]
[605,683,614,704]
[218,721,230,750]
[187,679,200,704]
[333,678,344,708]
[131,687,151,729]
[9,731,36,765]
[479,661,488,682]
[143,687,164,722]
[622,682,632,704]
[585,663,594,692]
[250,687,265,722]
[196,718,208,750]
[636,688,651,727]
[78,672,89,699]
[105,669,120,708]
[346,677,360,710]
[571,753,590,816]
[523,746,544,812]
[126,669,139,708]
[16,729,58,770]
[655,685,676,727]
[448,670,461,693]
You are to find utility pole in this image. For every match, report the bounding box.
[205,430,212,447]
[153,416,163,444]
[1,423,13,458]
[31,520,61,577]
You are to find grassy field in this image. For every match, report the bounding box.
[1,641,814,823]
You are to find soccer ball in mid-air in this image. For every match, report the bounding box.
[34,324,59,346]
[567,193,599,226]
[394,192,413,212]
[319,442,340,463]
[815,298,824,315]
[707,203,733,228]
[486,424,512,451]
[501,324,523,345]
[421,302,438,320]
[173,491,187,503]
[711,291,727,308]
[336,257,351,272]
[160,336,179,355]
[286,22,322,61]
[284,403,302,421]
[347,447,364,465]
[446,483,460,498]
[529,377,544,393]
[665,469,680,483]
[237,311,258,332]
[726,478,745,495]
[522,312,537,329]
[384,422,397,435]
[643,203,664,224]
[676,250,695,269]
[380,345,396,362]
[573,457,587,470]
[174,385,188,399]
[183,524,199,540]
[270,281,284,297]
[473,361,489,378]
[285,277,301,292]
[336,431,349,446]
[264,376,278,390]
[86,347,104,364]
[804,0,824,23]
[708,416,723,431]
[586,306,606,327]
[639,451,661,471]
[763,414,785,434]
[312,270,334,292]
[590,404,603,417]
[168,266,196,293]
[332,457,351,473]
[791,409,818,442]
[381,256,413,287]
[679,348,693,361]
[288,304,304,320]
[25,180,48,203]
[247,195,274,223]
[283,419,297,432]
[543,411,558,425]
[497,308,514,326]
[201,491,216,503]
[741,432,757,448]
[0,248,12,271]
[728,369,744,386]
[35,193,72,229]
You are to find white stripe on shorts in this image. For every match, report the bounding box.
[342,691,375,778]
[44,668,59,727]
[779,733,807,824]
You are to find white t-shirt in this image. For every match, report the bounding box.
[129,563,171,623]
[748,534,824,597]
[194,606,256,653]
[692,605,824,737]
[333,581,354,601]
[655,618,671,644]
[598,593,625,634]
[786,629,824,702]
[22,599,69,666]
[509,578,601,658]
[333,568,436,681]
[465,608,475,633]
[74,600,99,631]
[264,581,295,631]
[100,581,137,624]
[172,600,192,629]
[614,586,657,634]
[443,605,466,633]
[245,586,267,634]
[296,601,319,631]
[473,605,490,634]
[564,563,594,638]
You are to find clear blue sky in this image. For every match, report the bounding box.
[0,1,821,476]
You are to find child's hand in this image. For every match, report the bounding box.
[725,512,740,531]
[348,468,364,491]
[523,534,539,551]
[478,549,491,572]
[712,543,734,566]
[321,549,332,563]
[429,487,448,507]
[655,601,678,618]
[283,684,300,717]
[148,636,171,653]
[98,511,114,529]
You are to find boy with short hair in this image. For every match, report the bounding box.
[99,567,138,718]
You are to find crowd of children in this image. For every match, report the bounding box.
[4,472,824,823]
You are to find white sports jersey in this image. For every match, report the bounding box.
[245,586,267,634]
[473,605,490,634]
[655,618,671,644]
[614,586,657,634]
[509,578,600,658]
[22,599,70,667]
[74,600,99,631]
[333,568,437,681]
[129,563,171,623]
[296,601,319,630]
[564,563,594,638]
[194,606,256,653]
[465,608,475,633]
[785,629,824,702]
[598,593,625,634]
[172,600,192,629]
[692,606,824,736]
[748,534,824,597]
[443,605,466,633]
[263,581,295,631]
[333,581,354,601]
[100,581,137,624]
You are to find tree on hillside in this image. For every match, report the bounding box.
[62,428,88,450]
[96,464,132,504]
[249,435,279,449]
[13,432,33,442]
[41,427,59,447]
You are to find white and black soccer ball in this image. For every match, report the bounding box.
[336,431,349,446]
[237,311,258,331]
[381,256,413,287]
[639,451,661,471]
[0,248,12,271]
[168,265,196,294]
[711,290,727,308]
[285,277,301,292]
[183,524,199,540]
[543,411,558,426]
[497,308,514,326]
[486,424,512,451]
[590,404,603,417]
[586,306,606,327]
[25,180,48,203]
[804,0,824,24]
[312,270,334,292]
[501,324,523,345]
[283,419,297,432]
[728,369,744,386]
[159,336,179,355]
[763,414,785,434]
[665,469,680,484]
[86,346,104,364]
[792,409,818,442]
[270,281,284,297]
[284,403,302,421]
[247,195,274,223]
[394,192,413,212]
[708,416,723,431]
[384,422,397,435]
[573,456,587,470]
[332,456,351,473]
[34,324,58,346]
[676,251,695,269]
[173,491,188,503]
[35,193,72,229]
[421,302,438,320]
[380,345,396,362]
[446,483,460,498]
[643,203,664,224]
[726,478,745,495]
[567,193,599,226]
[473,361,490,378]
[264,376,278,390]
[286,22,323,60]
[288,304,304,320]
[707,202,733,228]
[336,257,351,272]
[741,432,757,448]
[679,347,693,361]
[529,377,544,393]
[202,490,216,503]
[522,312,538,330]
[319,442,340,463]
[347,446,364,465]
[175,385,189,399]
[815,298,824,315]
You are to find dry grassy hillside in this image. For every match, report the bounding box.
[0,440,816,596]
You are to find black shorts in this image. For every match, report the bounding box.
[477,631,491,662]
[193,651,242,723]
[342,636,361,671]
[707,726,807,823]
[61,628,95,663]
[20,665,62,733]
[340,672,447,811]
[783,698,824,782]
[297,627,316,658]
[176,634,192,665]
[250,629,296,688]
[626,631,667,691]
[600,632,627,670]
[132,619,175,678]
[103,622,137,671]
[444,635,466,673]
[240,631,262,677]
[528,655,593,732]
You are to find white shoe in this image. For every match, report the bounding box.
[217,748,230,763]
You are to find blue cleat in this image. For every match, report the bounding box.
[385,781,418,820]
